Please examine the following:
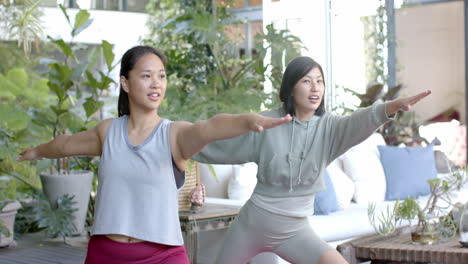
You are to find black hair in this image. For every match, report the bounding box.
[279,56,326,117]
[117,45,167,117]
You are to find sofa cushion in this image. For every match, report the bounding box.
[314,170,339,215]
[200,164,234,199]
[228,162,258,202]
[341,133,387,204]
[378,145,438,200]
[326,159,354,210]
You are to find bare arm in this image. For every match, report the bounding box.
[171,113,291,169]
[17,118,113,161]
[386,90,431,117]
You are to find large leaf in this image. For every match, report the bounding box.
[29,78,52,105]
[0,73,21,96]
[72,18,93,37]
[83,70,100,89]
[83,97,104,118]
[72,10,91,34]
[6,68,28,90]
[60,111,84,133]
[0,105,30,132]
[98,71,115,90]
[33,193,77,239]
[0,74,17,99]
[49,38,76,61]
[101,40,114,70]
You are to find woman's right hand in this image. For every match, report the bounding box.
[17,147,43,161]
[248,114,292,133]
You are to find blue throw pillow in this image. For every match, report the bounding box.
[378,145,438,201]
[314,170,339,215]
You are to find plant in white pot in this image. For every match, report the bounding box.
[32,5,117,237]
[0,66,52,246]
[0,175,21,248]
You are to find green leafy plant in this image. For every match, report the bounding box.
[368,166,467,240]
[32,192,77,242]
[6,0,44,59]
[0,0,44,60]
[368,200,400,236]
[34,5,117,173]
[144,0,303,122]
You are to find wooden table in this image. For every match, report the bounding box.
[337,226,468,264]
[179,203,240,264]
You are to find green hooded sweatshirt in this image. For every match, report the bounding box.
[192,102,392,197]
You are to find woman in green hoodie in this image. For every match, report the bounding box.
[193,56,431,264]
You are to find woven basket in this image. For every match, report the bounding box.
[178,161,199,211]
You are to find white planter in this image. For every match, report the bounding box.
[40,171,93,236]
[0,200,21,247]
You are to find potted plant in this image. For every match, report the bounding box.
[33,5,117,236]
[368,165,466,244]
[0,64,54,246]
[0,175,21,248]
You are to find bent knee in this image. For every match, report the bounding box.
[316,249,349,264]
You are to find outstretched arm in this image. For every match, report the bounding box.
[386,90,431,116]
[326,90,432,163]
[172,113,291,163]
[17,118,112,161]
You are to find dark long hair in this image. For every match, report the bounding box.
[117,46,167,117]
[279,56,326,117]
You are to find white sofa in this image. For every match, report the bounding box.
[196,132,468,264]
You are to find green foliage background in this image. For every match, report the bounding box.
[143,0,304,122]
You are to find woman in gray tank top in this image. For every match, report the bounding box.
[17,45,292,264]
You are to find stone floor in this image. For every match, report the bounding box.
[0,232,88,264]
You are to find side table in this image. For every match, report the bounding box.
[179,203,241,263]
[337,226,468,264]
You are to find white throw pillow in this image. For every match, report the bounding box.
[199,164,233,199]
[341,133,387,204]
[228,162,258,202]
[326,158,355,210]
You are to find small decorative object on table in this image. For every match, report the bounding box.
[189,183,206,212]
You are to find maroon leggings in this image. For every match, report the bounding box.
[84,235,190,264]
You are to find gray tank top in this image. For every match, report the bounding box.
[91,115,185,245]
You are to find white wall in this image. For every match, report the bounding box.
[395,1,465,123]
[263,0,328,67]
[262,0,330,103]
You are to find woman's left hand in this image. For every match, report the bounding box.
[387,90,431,116]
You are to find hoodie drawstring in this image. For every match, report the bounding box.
[297,121,310,185]
[288,119,295,192]
[288,118,311,192]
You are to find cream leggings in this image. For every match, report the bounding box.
[215,200,332,264]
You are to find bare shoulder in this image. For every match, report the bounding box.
[170,120,193,134]
[96,118,114,143]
